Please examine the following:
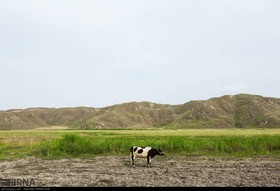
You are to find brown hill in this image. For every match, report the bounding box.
[173,94,280,128]
[1,94,280,130]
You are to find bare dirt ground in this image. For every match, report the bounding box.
[0,156,279,187]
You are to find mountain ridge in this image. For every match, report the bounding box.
[1,94,280,129]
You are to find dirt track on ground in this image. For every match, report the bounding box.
[0,156,279,187]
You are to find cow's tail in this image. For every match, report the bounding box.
[130,147,134,158]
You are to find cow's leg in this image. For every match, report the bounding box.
[147,156,152,168]
[132,157,136,168]
[130,147,136,167]
[130,152,135,167]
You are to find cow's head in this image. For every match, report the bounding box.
[157,148,164,156]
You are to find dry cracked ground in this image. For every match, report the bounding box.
[0,156,279,187]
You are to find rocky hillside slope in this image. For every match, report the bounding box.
[1,94,280,129]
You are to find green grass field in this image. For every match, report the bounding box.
[0,128,280,160]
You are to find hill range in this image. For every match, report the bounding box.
[1,94,280,130]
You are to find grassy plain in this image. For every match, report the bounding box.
[0,128,279,160]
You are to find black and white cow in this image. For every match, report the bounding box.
[130,146,164,168]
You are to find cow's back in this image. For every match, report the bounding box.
[131,146,152,158]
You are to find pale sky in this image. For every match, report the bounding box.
[1,0,280,110]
